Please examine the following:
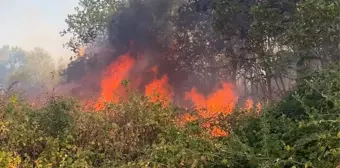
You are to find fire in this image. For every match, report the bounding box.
[83,46,261,137]
[185,82,237,118]
[244,98,262,113]
[211,126,228,137]
[182,82,238,137]
[77,47,85,57]
[95,52,136,110]
[100,52,135,102]
[256,103,262,113]
[145,75,173,105]
[245,98,253,112]
[144,66,173,105]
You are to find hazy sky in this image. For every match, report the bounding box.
[0,0,79,62]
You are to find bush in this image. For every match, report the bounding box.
[222,64,340,167]
[0,64,339,167]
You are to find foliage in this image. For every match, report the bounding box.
[0,65,339,167]
[60,0,122,52]
[4,0,339,166]
[224,64,340,167]
[7,47,62,90]
[0,45,26,85]
[62,0,340,101]
[212,0,340,98]
[0,45,63,93]
[0,45,25,70]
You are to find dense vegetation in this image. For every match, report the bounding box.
[0,0,339,167]
[63,0,340,100]
[0,64,339,167]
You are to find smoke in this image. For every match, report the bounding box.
[62,0,232,102]
[107,0,223,90]
[108,0,173,55]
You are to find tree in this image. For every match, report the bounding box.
[0,45,26,86]
[8,48,61,90]
[212,0,340,99]
[0,45,25,69]
[284,0,340,73]
[63,0,231,90]
[62,0,339,101]
[212,0,295,99]
[60,0,122,53]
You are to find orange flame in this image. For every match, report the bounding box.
[185,82,238,118]
[83,47,261,137]
[145,65,173,105]
[245,98,254,112]
[210,126,228,137]
[77,47,85,57]
[145,75,173,105]
[181,82,238,137]
[256,103,262,113]
[95,52,136,110]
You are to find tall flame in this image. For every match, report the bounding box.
[94,52,136,110]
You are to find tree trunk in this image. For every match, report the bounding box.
[266,76,273,100]
[231,58,238,87]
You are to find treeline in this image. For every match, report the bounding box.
[0,46,65,92]
[63,0,340,101]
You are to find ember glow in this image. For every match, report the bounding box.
[77,47,85,57]
[245,98,254,112]
[84,48,261,137]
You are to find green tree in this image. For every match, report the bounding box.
[62,0,338,100]
[285,0,340,76]
[8,48,61,90]
[212,0,340,99]
[60,0,122,53]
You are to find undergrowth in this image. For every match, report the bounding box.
[0,64,339,168]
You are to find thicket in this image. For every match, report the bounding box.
[0,64,339,167]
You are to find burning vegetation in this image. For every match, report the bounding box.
[1,0,339,167]
[77,43,261,137]
[61,0,266,137]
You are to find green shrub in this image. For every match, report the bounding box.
[222,64,340,167]
[0,64,339,167]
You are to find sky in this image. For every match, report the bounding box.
[0,0,79,63]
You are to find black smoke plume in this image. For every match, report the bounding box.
[63,0,225,100]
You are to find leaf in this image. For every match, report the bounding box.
[9,95,17,104]
[284,145,292,151]
[221,159,228,165]
[304,161,312,168]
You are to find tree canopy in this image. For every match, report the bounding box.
[0,45,26,86]
[62,0,340,100]
[60,0,122,53]
[0,45,63,91]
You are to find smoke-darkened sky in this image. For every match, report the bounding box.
[0,0,78,62]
